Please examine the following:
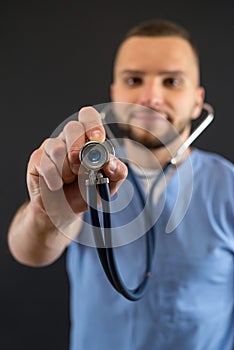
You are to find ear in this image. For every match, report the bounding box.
[191,86,205,120]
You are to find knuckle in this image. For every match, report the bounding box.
[28,148,43,165]
[68,148,80,164]
[44,161,54,173]
[63,121,85,146]
[63,120,79,133]
[49,140,66,159]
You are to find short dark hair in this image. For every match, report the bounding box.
[122,19,200,65]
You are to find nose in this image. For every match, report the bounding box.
[138,79,163,109]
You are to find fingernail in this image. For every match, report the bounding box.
[90,130,102,140]
[109,157,117,172]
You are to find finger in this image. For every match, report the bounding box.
[102,155,128,196]
[63,120,86,166]
[27,139,51,178]
[78,106,105,142]
[31,151,63,191]
[44,138,76,184]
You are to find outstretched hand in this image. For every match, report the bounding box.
[26,106,128,216]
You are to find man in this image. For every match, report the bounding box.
[8,19,234,349]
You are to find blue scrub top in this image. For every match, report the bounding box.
[67,148,234,350]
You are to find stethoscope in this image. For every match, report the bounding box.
[79,103,214,301]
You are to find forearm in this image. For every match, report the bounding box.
[7,201,82,267]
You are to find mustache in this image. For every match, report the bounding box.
[127,107,171,122]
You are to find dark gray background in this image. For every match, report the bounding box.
[1,0,233,349]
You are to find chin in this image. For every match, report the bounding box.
[122,126,179,150]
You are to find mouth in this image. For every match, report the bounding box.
[128,108,169,125]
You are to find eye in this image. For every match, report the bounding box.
[124,77,142,86]
[163,77,182,88]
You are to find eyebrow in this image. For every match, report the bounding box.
[120,70,145,76]
[119,69,187,77]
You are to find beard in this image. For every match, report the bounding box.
[118,120,187,150]
[106,104,190,150]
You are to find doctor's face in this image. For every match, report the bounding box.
[110,36,204,149]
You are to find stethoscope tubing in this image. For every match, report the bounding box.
[87,162,172,301]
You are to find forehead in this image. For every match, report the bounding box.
[114,36,199,76]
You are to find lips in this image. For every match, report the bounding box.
[129,109,168,124]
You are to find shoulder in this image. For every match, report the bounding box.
[189,149,234,229]
[191,148,234,176]
[189,148,234,199]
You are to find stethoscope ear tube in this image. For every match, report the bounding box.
[171,103,214,165]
